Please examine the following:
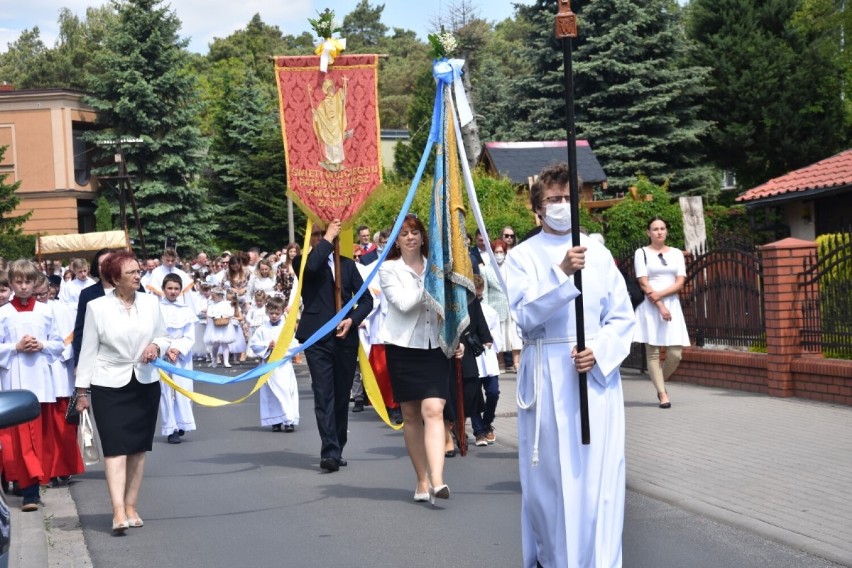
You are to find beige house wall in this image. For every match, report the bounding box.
[0,89,98,235]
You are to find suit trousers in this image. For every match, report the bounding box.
[305,335,359,460]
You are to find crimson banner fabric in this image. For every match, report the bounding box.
[274,54,382,222]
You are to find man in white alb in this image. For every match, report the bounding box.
[505,163,635,568]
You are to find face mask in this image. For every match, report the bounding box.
[545,202,572,232]
[494,253,506,264]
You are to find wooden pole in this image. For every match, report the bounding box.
[555,0,590,445]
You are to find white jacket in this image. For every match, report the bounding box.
[75,292,171,389]
[378,257,438,349]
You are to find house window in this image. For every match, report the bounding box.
[722,170,737,190]
[72,125,93,186]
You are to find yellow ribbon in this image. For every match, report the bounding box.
[158,220,314,406]
[358,344,402,430]
[315,37,346,72]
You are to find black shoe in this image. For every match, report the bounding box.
[338,458,347,467]
[389,408,403,425]
[320,458,339,472]
[272,423,282,432]
[167,431,181,444]
[283,424,295,433]
[178,429,185,436]
[352,401,364,413]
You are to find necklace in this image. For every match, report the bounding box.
[116,293,135,309]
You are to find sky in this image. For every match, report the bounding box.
[0,0,528,55]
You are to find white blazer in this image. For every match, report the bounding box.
[378,256,438,349]
[75,292,171,389]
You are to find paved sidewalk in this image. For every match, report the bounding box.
[9,366,852,567]
[492,368,852,567]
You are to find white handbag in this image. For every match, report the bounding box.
[78,409,101,466]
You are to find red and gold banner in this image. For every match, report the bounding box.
[274,54,382,222]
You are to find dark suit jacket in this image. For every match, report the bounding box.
[294,238,373,344]
[72,281,106,368]
[461,298,493,379]
[360,247,379,265]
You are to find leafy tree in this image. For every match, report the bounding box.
[94,195,114,231]
[0,28,50,88]
[85,0,216,256]
[574,0,713,194]
[602,176,684,257]
[393,69,438,179]
[206,70,297,250]
[342,1,389,51]
[0,146,31,234]
[688,0,847,189]
[377,28,431,129]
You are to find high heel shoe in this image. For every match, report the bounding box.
[112,520,130,534]
[429,484,450,505]
[128,516,144,528]
[413,490,430,502]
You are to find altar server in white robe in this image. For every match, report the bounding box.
[158,274,198,444]
[505,164,635,568]
[249,295,299,432]
[58,258,96,317]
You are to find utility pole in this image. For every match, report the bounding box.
[96,137,148,259]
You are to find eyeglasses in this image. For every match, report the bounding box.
[658,253,667,266]
[124,270,144,276]
[503,233,515,238]
[543,195,571,205]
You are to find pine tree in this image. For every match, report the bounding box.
[207,70,297,250]
[689,0,847,189]
[0,146,31,234]
[85,0,216,256]
[574,0,712,193]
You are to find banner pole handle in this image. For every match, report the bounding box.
[333,237,342,313]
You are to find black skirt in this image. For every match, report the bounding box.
[90,374,161,457]
[385,344,451,402]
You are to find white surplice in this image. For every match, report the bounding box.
[158,299,198,435]
[249,322,299,427]
[505,231,635,568]
[0,302,64,400]
[46,300,75,398]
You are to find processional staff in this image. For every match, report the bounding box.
[555,0,590,445]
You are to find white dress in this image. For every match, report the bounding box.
[158,299,198,434]
[633,247,690,347]
[506,231,635,568]
[204,300,236,344]
[249,322,299,426]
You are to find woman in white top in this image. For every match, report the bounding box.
[247,259,276,298]
[378,214,463,505]
[634,216,690,408]
[74,251,172,533]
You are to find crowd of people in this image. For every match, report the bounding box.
[0,162,690,565]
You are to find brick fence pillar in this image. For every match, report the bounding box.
[759,238,817,397]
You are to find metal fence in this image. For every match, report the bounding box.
[618,240,764,370]
[680,242,764,349]
[799,231,852,359]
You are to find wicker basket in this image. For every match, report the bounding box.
[213,316,230,327]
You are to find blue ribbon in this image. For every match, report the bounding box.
[152,121,437,386]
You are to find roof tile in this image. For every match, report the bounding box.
[737,149,852,202]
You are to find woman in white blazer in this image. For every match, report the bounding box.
[378,214,463,505]
[75,251,172,534]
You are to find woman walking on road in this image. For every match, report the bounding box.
[75,251,172,533]
[378,214,463,505]
[634,216,690,408]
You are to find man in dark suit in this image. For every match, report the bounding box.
[295,220,373,472]
[72,248,114,368]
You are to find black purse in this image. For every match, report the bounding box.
[65,391,80,425]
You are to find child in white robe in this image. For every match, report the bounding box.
[204,287,234,368]
[249,296,299,432]
[226,290,247,365]
[245,290,268,359]
[159,274,198,444]
[57,258,96,317]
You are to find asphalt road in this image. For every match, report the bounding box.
[63,364,842,568]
